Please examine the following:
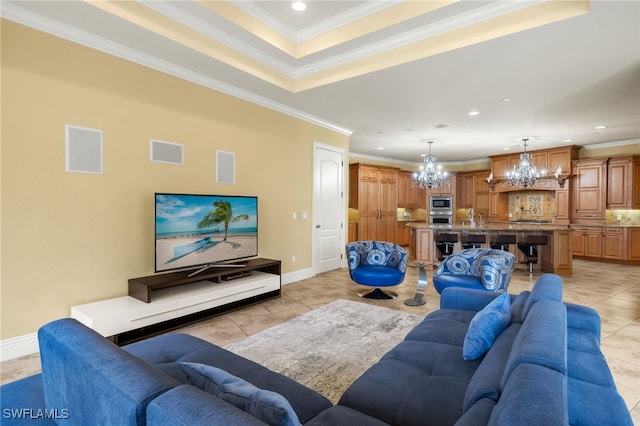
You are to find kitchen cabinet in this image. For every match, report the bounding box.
[456,172,475,209]
[349,163,398,242]
[607,156,640,209]
[627,227,640,264]
[398,171,428,209]
[473,173,490,218]
[489,192,508,221]
[490,145,579,180]
[547,146,579,176]
[602,227,626,260]
[397,222,412,246]
[555,188,570,223]
[571,226,602,258]
[347,222,357,243]
[427,175,454,196]
[572,158,607,223]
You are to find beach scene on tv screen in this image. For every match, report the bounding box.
[155,194,258,271]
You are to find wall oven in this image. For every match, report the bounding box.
[430,215,452,225]
[429,196,453,225]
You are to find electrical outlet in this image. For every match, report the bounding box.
[291,255,296,263]
[617,214,622,220]
[292,212,297,220]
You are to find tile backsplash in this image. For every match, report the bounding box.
[606,210,640,225]
[508,191,555,221]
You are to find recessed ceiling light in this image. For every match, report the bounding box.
[377,146,384,150]
[503,147,511,151]
[468,111,480,116]
[502,98,511,102]
[594,125,607,130]
[563,138,573,142]
[291,1,306,11]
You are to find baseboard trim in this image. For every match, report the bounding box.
[1,332,39,362]
[281,267,314,285]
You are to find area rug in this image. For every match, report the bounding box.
[224,299,424,403]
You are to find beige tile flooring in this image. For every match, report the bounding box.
[1,259,638,423]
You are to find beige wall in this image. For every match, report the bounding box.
[0,21,349,339]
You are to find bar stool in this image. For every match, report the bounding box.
[490,234,516,252]
[436,233,458,260]
[517,235,547,273]
[462,233,486,249]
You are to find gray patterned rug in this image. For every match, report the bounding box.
[224,299,424,403]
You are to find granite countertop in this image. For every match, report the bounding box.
[406,222,639,230]
[406,222,571,231]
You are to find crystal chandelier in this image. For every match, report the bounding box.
[504,138,546,188]
[413,141,448,189]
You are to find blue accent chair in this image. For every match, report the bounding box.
[433,248,515,294]
[346,241,408,299]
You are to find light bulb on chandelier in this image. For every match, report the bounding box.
[413,141,448,189]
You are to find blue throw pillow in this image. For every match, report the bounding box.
[180,362,301,426]
[463,292,511,360]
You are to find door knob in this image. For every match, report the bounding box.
[316,224,321,228]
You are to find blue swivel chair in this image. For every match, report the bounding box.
[346,241,408,299]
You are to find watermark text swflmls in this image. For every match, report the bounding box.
[3,408,69,419]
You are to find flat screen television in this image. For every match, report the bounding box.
[155,193,258,273]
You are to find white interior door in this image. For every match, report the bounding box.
[313,143,345,274]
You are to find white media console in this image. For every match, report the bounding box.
[71,258,281,344]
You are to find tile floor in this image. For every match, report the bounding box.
[1,259,638,423]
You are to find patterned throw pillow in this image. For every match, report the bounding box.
[180,362,301,426]
[463,292,511,360]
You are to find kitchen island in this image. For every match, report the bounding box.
[407,222,573,275]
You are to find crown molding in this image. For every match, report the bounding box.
[0,4,352,136]
[581,139,640,150]
[230,0,401,43]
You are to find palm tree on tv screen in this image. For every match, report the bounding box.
[197,200,249,241]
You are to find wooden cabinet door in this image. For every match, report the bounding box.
[607,158,630,208]
[397,172,415,207]
[602,228,626,260]
[548,149,572,175]
[473,174,489,216]
[584,231,602,258]
[396,222,411,246]
[628,228,640,262]
[378,168,398,242]
[555,189,570,222]
[457,173,474,208]
[573,159,606,221]
[572,231,585,256]
[530,151,548,174]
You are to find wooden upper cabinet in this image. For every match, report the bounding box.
[456,172,475,208]
[547,147,578,176]
[427,175,454,196]
[398,171,419,208]
[607,156,640,209]
[490,145,579,180]
[572,158,607,223]
[530,151,548,173]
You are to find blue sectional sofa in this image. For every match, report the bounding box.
[1,274,632,425]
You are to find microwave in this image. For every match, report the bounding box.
[430,196,452,211]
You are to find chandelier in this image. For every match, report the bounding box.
[413,141,448,189]
[504,138,546,188]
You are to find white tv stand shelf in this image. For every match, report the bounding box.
[71,258,281,344]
